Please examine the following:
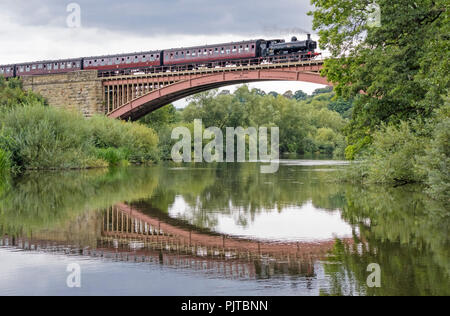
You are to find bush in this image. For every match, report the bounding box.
[419,108,450,202]
[0,104,159,170]
[95,147,130,166]
[366,122,426,184]
[89,115,159,164]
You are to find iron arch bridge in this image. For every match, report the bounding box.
[103,59,327,121]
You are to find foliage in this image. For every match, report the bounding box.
[366,121,427,184]
[0,77,48,109]
[310,0,449,155]
[95,147,130,166]
[139,104,180,130]
[89,115,159,164]
[0,148,11,174]
[340,103,450,202]
[165,86,349,157]
[0,104,159,170]
[418,105,450,202]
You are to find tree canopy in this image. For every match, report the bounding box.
[309,0,449,152]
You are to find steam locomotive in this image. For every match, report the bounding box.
[0,35,318,78]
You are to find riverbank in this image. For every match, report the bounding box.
[0,78,159,174]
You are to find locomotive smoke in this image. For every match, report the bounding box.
[261,26,312,38]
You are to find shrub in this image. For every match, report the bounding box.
[0,104,159,170]
[89,115,159,164]
[419,107,450,202]
[95,147,130,166]
[366,122,426,184]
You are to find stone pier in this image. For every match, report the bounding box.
[22,70,104,117]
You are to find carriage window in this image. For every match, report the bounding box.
[54,63,59,70]
[0,69,3,74]
[60,63,65,69]
[38,64,43,69]
[245,45,250,51]
[67,63,72,69]
[76,62,80,68]
[203,49,207,56]
[226,49,231,54]
[32,65,37,70]
[252,45,255,49]
[192,52,196,57]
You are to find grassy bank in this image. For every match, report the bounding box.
[0,77,159,172]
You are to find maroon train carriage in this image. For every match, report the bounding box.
[1,36,319,79]
[162,40,261,66]
[0,64,15,78]
[83,51,162,71]
[15,58,82,77]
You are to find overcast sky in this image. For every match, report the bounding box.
[0,0,326,105]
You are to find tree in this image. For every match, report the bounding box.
[312,86,333,96]
[283,90,294,99]
[139,104,179,130]
[294,90,308,101]
[309,0,449,155]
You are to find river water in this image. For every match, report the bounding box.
[0,161,448,296]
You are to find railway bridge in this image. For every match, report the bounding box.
[22,59,327,120]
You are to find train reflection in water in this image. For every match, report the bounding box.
[0,203,352,280]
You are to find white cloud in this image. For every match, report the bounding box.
[0,6,325,107]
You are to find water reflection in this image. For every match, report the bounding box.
[0,163,448,295]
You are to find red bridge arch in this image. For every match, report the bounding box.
[104,60,328,121]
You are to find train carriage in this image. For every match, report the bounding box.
[163,40,261,66]
[0,64,16,78]
[83,51,161,71]
[15,59,82,76]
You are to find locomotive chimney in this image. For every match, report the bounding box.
[307,34,311,41]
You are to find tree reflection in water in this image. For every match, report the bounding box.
[0,163,448,295]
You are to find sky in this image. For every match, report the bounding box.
[0,0,327,107]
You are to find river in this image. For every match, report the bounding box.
[0,161,448,296]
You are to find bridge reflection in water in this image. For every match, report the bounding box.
[1,203,351,280]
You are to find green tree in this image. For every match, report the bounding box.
[139,104,179,130]
[309,0,449,154]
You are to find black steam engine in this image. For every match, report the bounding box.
[262,35,318,57]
